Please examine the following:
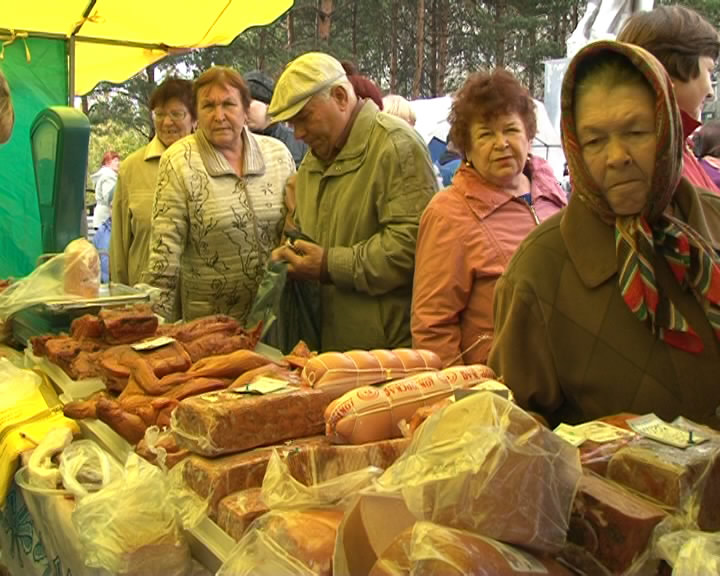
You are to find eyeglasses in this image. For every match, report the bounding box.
[153,109,188,122]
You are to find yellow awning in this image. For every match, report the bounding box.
[1,0,293,95]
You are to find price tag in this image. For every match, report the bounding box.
[574,421,635,443]
[628,414,708,449]
[131,336,176,351]
[553,423,587,447]
[232,376,290,396]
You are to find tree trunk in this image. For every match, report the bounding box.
[287,9,295,49]
[317,0,334,43]
[413,0,425,98]
[351,0,358,62]
[494,0,506,67]
[257,28,266,70]
[146,63,157,139]
[436,0,448,95]
[390,0,398,93]
[527,27,536,95]
[429,0,437,97]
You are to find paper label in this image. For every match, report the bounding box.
[233,376,290,395]
[485,537,548,573]
[554,421,634,447]
[553,423,587,447]
[629,414,707,449]
[574,421,635,443]
[131,336,176,351]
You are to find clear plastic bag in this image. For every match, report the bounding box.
[656,529,720,575]
[261,449,383,510]
[376,393,582,553]
[218,449,381,575]
[371,522,575,576]
[72,452,206,575]
[0,237,100,323]
[59,439,122,497]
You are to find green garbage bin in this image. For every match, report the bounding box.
[31,107,90,255]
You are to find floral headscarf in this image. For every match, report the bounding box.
[561,40,720,354]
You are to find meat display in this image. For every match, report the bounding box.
[324,365,497,444]
[301,349,445,392]
[172,387,342,457]
[219,508,344,576]
[370,523,575,576]
[606,429,720,531]
[217,488,268,541]
[183,437,409,518]
[32,308,263,385]
[561,471,667,574]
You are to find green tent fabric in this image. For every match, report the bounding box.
[0,38,67,277]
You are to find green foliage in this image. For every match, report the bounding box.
[87,118,147,183]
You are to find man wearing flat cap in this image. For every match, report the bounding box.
[270,52,437,351]
[245,70,307,167]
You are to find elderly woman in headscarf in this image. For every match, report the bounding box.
[489,41,720,428]
[412,69,567,366]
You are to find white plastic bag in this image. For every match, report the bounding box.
[72,452,205,575]
[59,439,122,497]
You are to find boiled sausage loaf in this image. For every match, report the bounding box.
[325,364,496,444]
[301,348,442,393]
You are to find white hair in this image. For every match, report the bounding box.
[382,94,416,126]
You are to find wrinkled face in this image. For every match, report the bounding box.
[673,56,716,120]
[576,81,657,216]
[152,97,193,148]
[197,83,247,152]
[289,89,347,161]
[467,112,530,188]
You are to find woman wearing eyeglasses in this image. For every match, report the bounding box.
[110,77,195,286]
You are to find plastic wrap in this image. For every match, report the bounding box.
[656,529,720,574]
[171,387,340,457]
[217,487,269,541]
[261,448,382,510]
[606,418,720,531]
[59,439,122,497]
[324,366,497,445]
[376,393,582,553]
[218,445,382,574]
[0,238,100,323]
[370,522,575,576]
[71,452,205,575]
[217,508,343,576]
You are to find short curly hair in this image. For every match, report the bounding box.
[150,77,195,120]
[449,69,536,157]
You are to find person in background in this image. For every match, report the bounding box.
[110,78,195,286]
[141,66,294,322]
[696,120,720,190]
[91,151,120,229]
[489,41,720,429]
[382,94,416,127]
[269,52,436,351]
[412,69,567,366]
[437,132,461,187]
[340,61,384,111]
[245,70,307,167]
[0,69,13,143]
[618,5,720,194]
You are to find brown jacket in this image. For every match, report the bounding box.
[489,180,720,428]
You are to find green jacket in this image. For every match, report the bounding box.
[489,183,720,429]
[293,101,437,351]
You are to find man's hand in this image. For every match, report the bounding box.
[271,239,326,281]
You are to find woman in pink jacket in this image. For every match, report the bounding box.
[412,69,567,365]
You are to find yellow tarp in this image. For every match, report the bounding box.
[2,0,293,94]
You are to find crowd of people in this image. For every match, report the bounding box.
[3,4,720,431]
